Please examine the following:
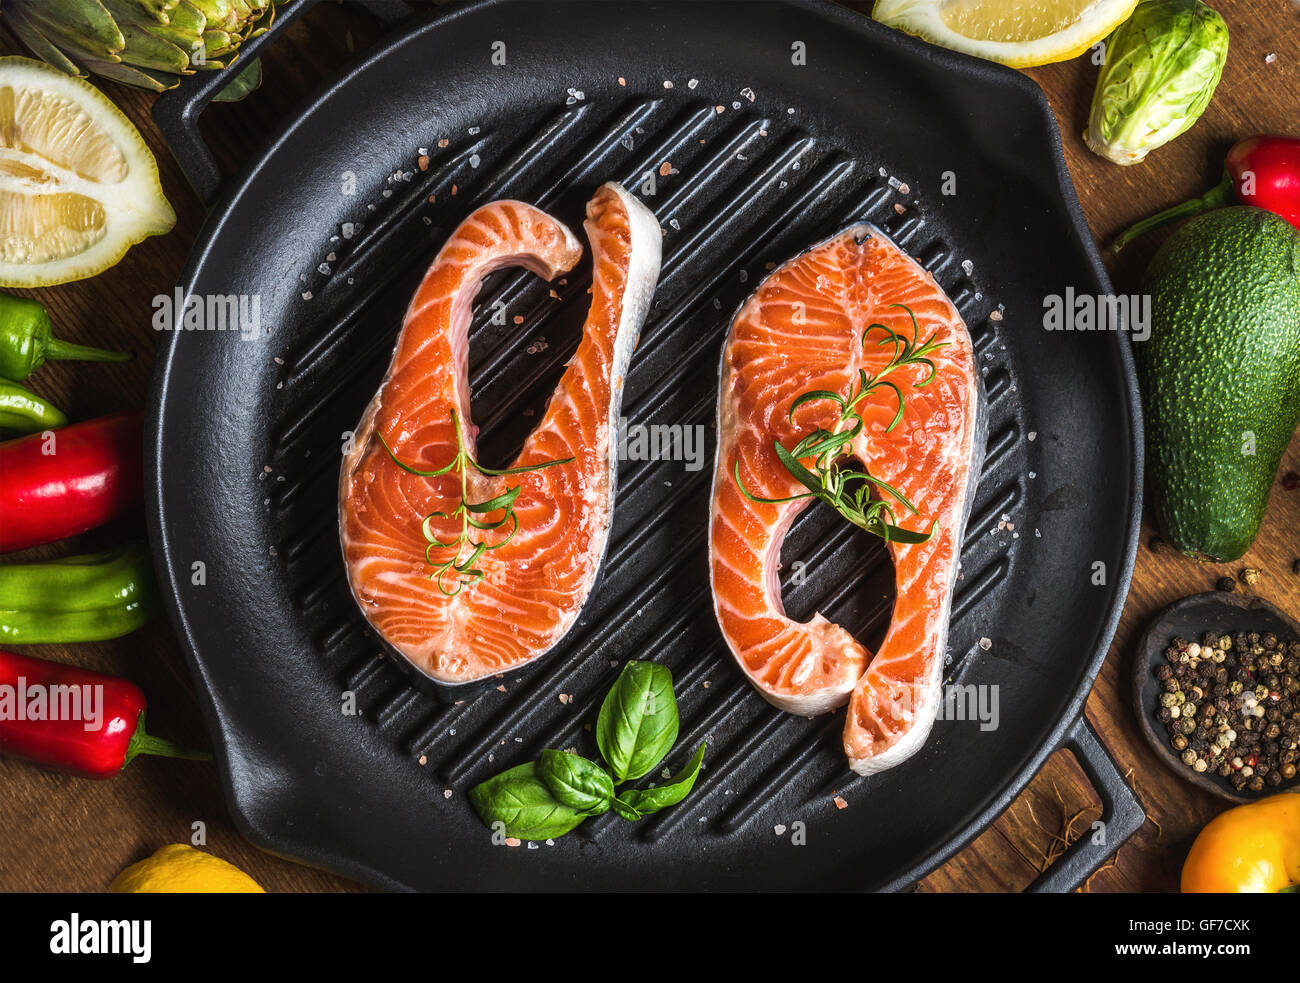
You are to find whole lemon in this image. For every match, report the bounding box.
[109,844,264,893]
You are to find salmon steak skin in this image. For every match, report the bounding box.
[339,183,662,685]
[708,223,985,775]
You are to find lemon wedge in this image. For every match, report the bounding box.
[0,56,175,288]
[109,844,265,894]
[872,0,1141,68]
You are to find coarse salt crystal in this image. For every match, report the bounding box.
[833,796,848,810]
[774,824,787,835]
[978,637,993,651]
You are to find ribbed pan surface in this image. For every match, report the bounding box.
[150,0,1139,890]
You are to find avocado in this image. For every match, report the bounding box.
[1137,206,1300,561]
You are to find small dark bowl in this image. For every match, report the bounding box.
[1132,592,1300,804]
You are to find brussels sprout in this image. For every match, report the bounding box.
[1085,0,1229,166]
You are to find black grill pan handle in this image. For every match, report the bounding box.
[1023,715,1145,893]
[151,0,413,206]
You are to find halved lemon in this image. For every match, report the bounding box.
[872,0,1141,68]
[0,56,175,288]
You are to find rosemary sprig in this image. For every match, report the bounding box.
[734,304,948,545]
[378,408,574,596]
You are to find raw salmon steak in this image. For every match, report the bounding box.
[340,183,661,684]
[708,224,984,774]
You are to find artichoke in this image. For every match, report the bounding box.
[1,0,284,95]
[1084,0,1228,166]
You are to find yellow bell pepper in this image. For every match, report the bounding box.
[1182,793,1300,893]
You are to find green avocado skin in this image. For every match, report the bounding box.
[1137,207,1300,562]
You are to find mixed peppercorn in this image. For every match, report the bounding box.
[1155,629,1300,793]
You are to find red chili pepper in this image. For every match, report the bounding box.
[1112,135,1300,252]
[0,410,144,553]
[0,649,209,779]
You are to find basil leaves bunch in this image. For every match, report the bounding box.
[467,661,706,840]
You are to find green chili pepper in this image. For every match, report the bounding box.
[0,379,67,434]
[0,292,132,381]
[0,543,161,644]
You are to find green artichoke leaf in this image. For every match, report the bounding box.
[2,2,87,76]
[201,28,237,59]
[21,0,127,61]
[97,0,180,29]
[128,0,181,25]
[189,0,239,32]
[214,55,261,102]
[1084,0,1229,166]
[81,57,179,91]
[118,22,193,73]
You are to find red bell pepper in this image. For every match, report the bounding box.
[1113,135,1300,251]
[0,410,144,553]
[0,649,209,779]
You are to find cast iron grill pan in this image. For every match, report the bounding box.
[148,0,1143,891]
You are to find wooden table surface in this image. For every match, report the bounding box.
[1,0,1295,893]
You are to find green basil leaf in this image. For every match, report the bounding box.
[596,661,680,781]
[467,762,588,840]
[610,796,642,821]
[537,749,613,814]
[618,742,707,817]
